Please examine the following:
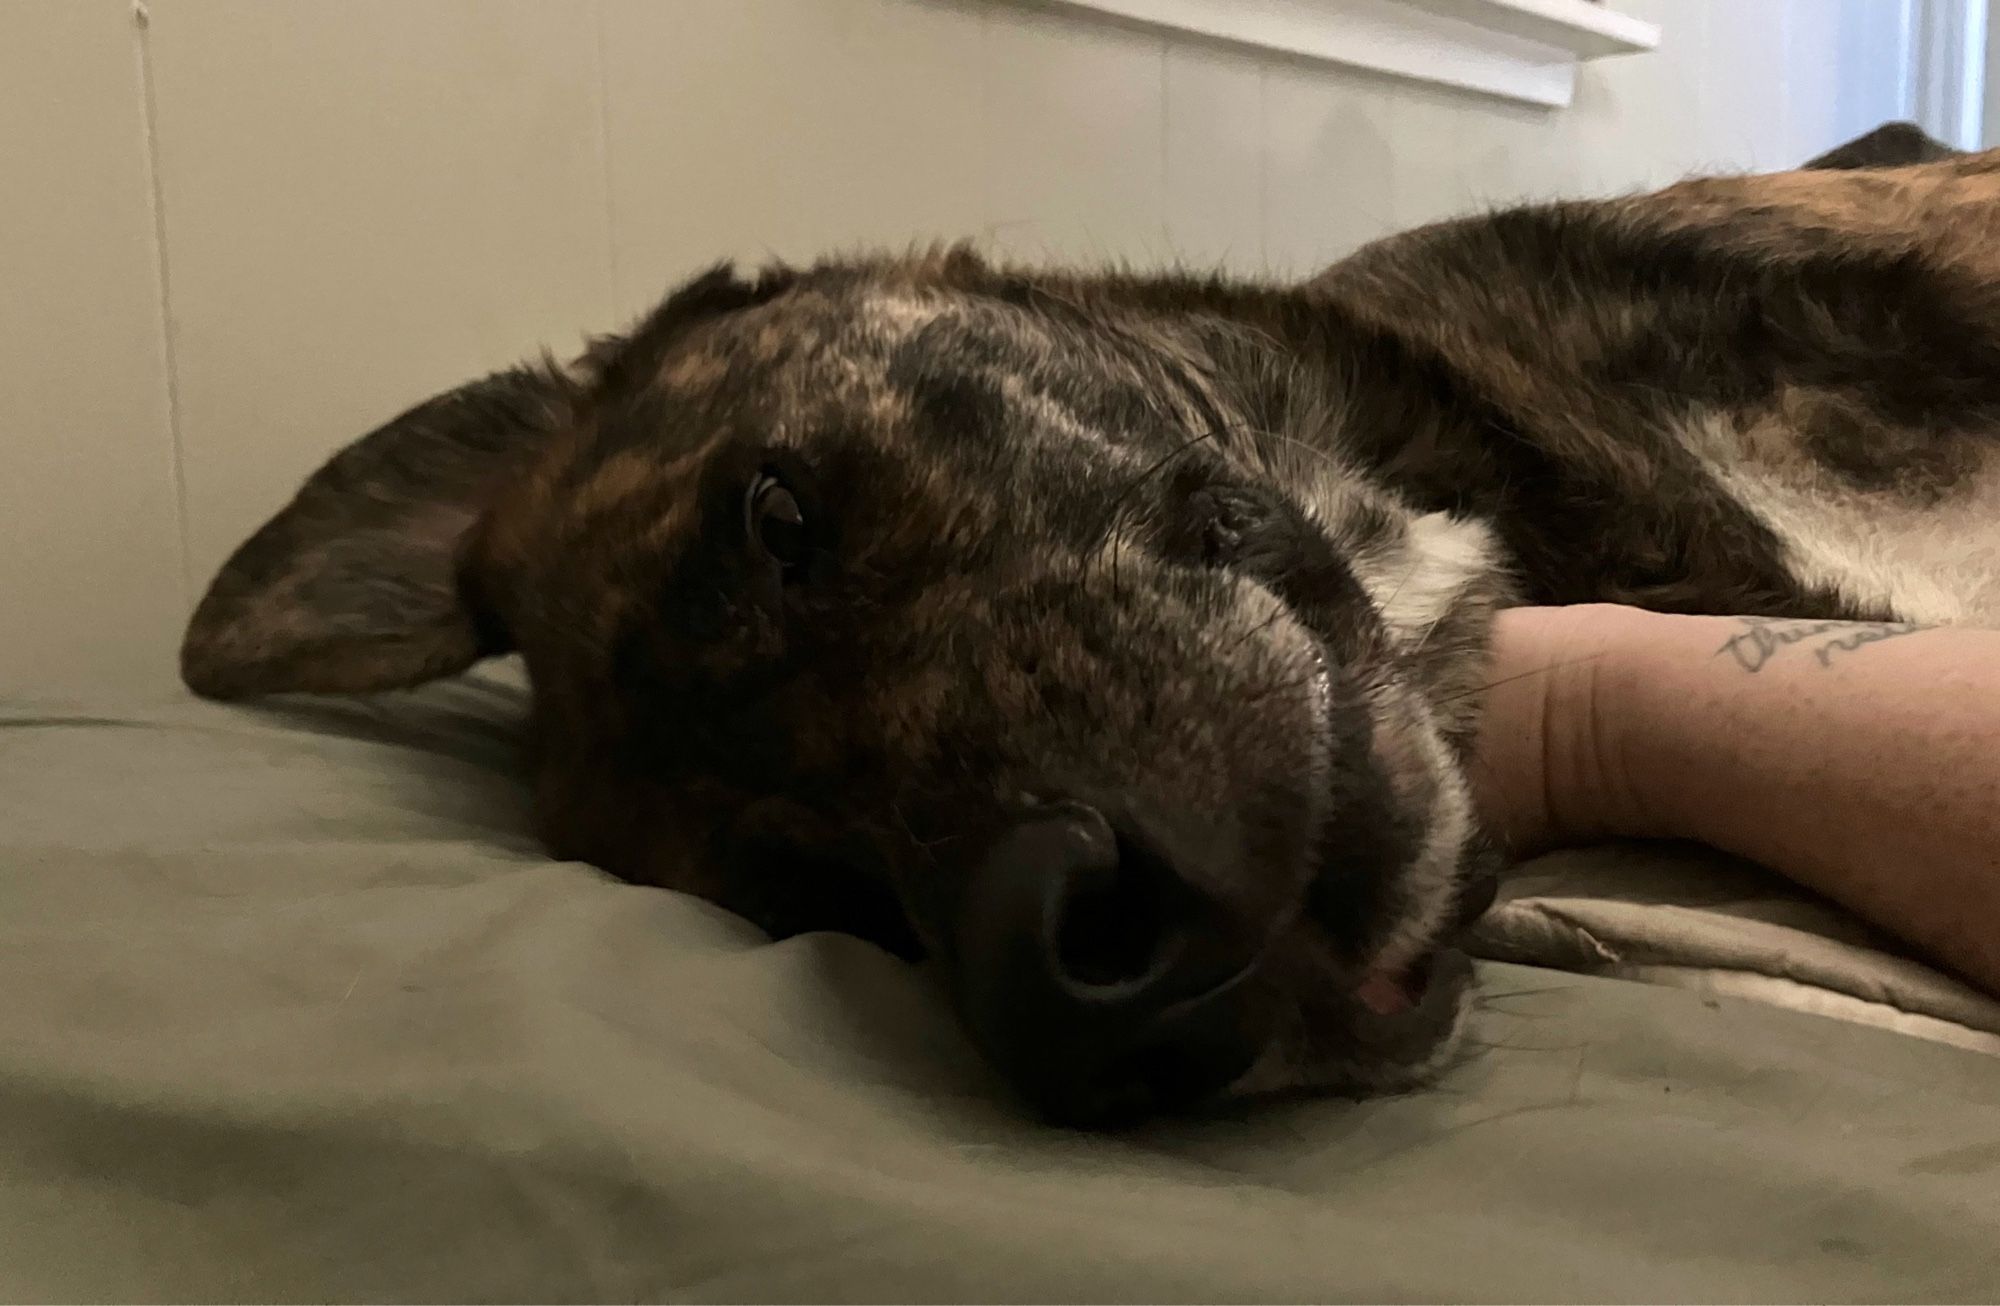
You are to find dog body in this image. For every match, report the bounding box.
[1310,155,2000,632]
[183,127,2000,1124]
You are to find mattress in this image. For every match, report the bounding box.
[3,666,1998,1302]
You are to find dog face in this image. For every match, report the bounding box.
[183,250,1508,1125]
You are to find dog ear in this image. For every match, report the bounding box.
[181,361,573,699]
[1802,121,1957,171]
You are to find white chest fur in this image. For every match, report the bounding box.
[1683,411,2000,628]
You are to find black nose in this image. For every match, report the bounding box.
[946,802,1268,1126]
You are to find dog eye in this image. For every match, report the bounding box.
[1188,486,1257,568]
[1202,509,1245,567]
[745,472,808,572]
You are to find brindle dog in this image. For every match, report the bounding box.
[182,123,2000,1125]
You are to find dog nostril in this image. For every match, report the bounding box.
[949,803,1271,1123]
[1052,835,1175,990]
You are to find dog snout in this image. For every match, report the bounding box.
[945,800,1271,1126]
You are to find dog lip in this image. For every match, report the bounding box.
[1302,635,1336,801]
[1293,629,1491,1025]
[1349,948,1472,1049]
[1259,615,1476,1058]
[1355,962,1422,1017]
[1295,629,1419,949]
[1350,871,1495,1019]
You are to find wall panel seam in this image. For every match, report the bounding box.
[1158,40,1172,263]
[591,0,622,323]
[132,0,194,615]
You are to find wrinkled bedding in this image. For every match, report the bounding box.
[3,667,1998,1302]
[1476,844,2000,1056]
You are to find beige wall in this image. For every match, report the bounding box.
[3,0,1911,698]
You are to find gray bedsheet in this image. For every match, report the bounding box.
[3,671,1998,1302]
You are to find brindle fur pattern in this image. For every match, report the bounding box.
[183,124,2000,1115]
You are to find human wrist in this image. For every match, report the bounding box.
[1563,605,1699,845]
[1468,602,1667,854]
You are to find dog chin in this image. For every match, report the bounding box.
[1228,814,1497,1105]
[1223,947,1478,1102]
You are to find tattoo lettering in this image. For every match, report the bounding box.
[1809,622,1938,667]
[1715,616,1936,673]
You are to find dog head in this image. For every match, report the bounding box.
[183,249,1509,1125]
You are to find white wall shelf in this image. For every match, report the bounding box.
[1027,0,1662,108]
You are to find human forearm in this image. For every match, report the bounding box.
[1471,604,2000,994]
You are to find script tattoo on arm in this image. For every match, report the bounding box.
[1714,616,1939,673]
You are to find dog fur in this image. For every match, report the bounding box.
[182,122,2000,1123]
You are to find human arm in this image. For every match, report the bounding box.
[1469,603,2000,996]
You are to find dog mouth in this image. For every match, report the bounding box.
[1324,835,1496,1067]
[1294,868,1493,1078]
[1297,627,1497,1028]
[1354,955,1440,1019]
[1352,868,1498,1018]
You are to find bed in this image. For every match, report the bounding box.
[4,667,1998,1301]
